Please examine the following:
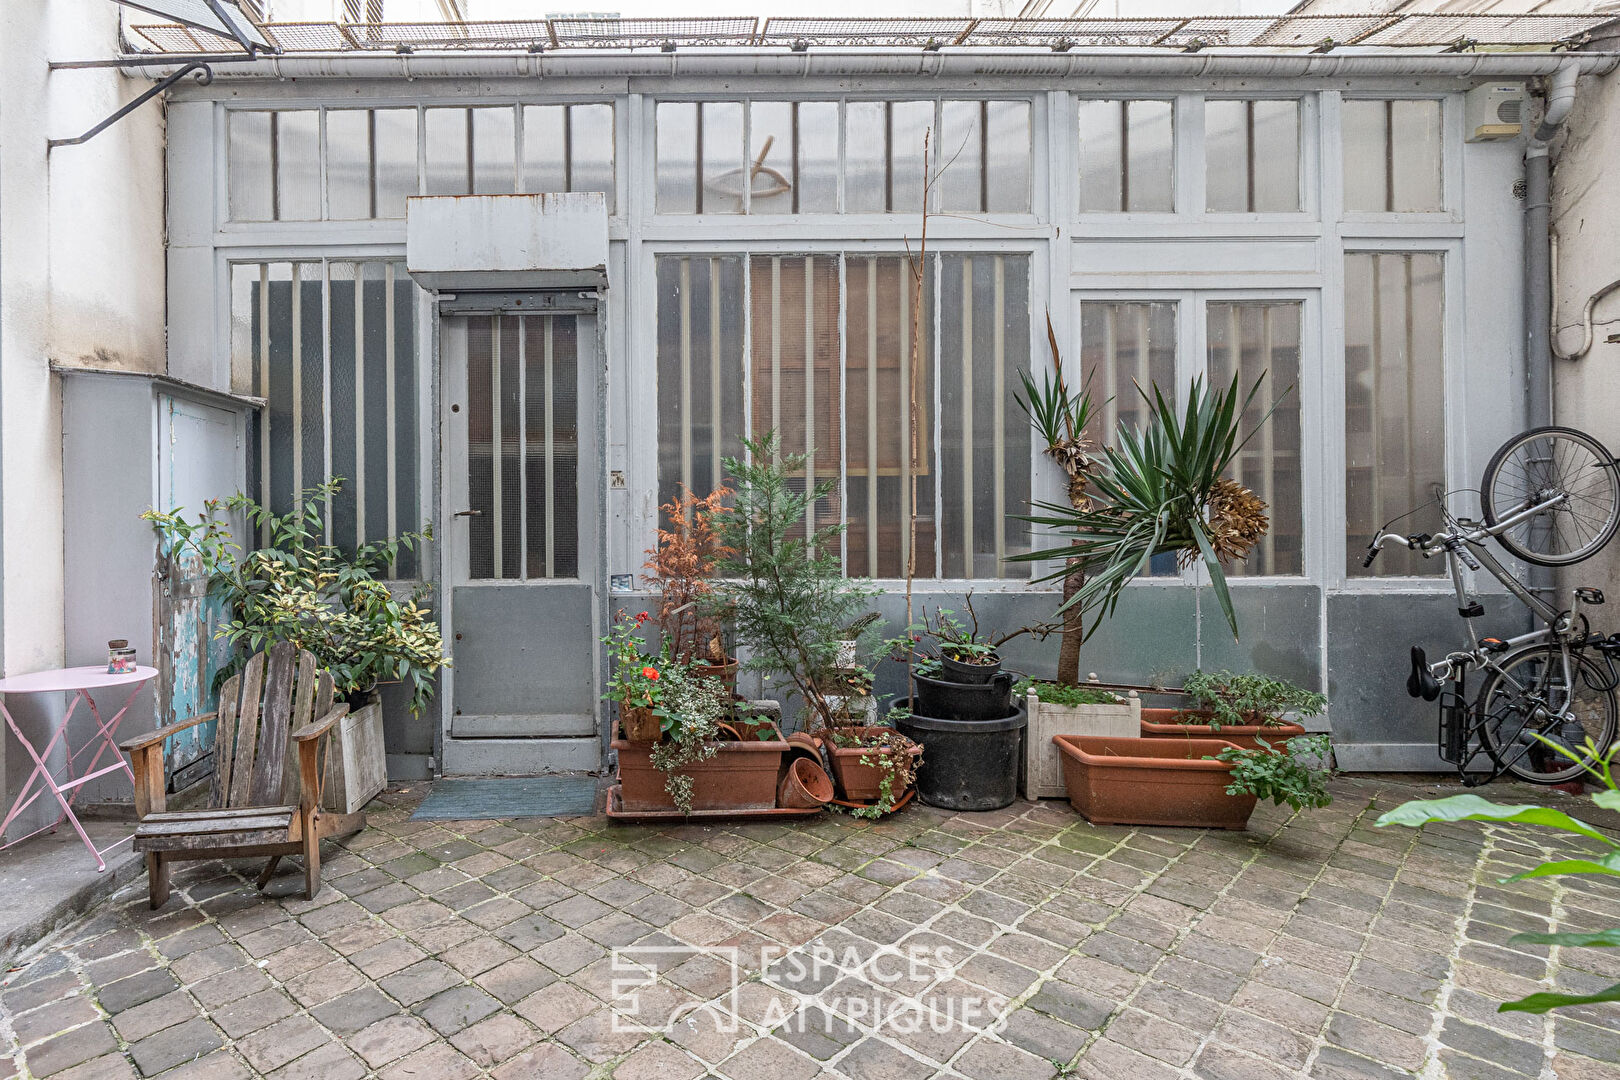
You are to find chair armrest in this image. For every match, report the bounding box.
[291,703,349,743]
[120,713,217,753]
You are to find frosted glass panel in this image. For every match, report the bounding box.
[1343,99,1442,213]
[325,110,371,220]
[700,102,745,214]
[1206,99,1299,213]
[472,107,516,195]
[1390,99,1443,212]
[1252,100,1300,212]
[939,100,985,212]
[655,102,697,213]
[228,110,273,222]
[570,104,615,211]
[373,109,419,218]
[1076,99,1124,212]
[1126,101,1174,212]
[1345,252,1446,576]
[523,105,567,193]
[748,101,795,215]
[888,101,933,214]
[796,101,840,213]
[845,102,886,213]
[275,111,321,221]
[986,100,1031,213]
[425,108,471,195]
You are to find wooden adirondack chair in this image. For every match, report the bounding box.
[119,642,366,908]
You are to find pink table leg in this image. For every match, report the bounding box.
[0,697,79,842]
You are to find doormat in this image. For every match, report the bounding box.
[410,776,600,821]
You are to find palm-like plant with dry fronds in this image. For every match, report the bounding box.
[1011,372,1282,640]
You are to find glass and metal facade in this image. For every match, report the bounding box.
[165,66,1534,772]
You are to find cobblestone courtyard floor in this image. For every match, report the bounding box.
[2,776,1619,1080]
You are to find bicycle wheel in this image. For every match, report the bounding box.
[1482,426,1620,567]
[1474,644,1618,784]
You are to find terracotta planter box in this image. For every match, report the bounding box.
[613,725,788,812]
[1024,689,1141,800]
[1053,734,1256,829]
[1139,707,1305,751]
[823,727,920,802]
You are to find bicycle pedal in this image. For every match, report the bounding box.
[1459,601,1485,618]
[1578,587,1606,605]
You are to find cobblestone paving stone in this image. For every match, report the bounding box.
[2,776,1618,1079]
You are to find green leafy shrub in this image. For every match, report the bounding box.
[1012,679,1123,707]
[142,480,445,714]
[645,664,731,814]
[1376,738,1620,1014]
[1180,670,1326,730]
[1211,735,1334,811]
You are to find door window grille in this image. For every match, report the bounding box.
[229,259,421,576]
[464,315,580,581]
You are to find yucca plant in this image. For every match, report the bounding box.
[1010,372,1282,640]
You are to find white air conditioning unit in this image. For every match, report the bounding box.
[1465,82,1528,142]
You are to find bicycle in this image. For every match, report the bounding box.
[1363,426,1620,785]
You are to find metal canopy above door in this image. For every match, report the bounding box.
[440,308,601,777]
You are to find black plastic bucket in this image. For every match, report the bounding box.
[914,670,1014,721]
[895,697,1027,812]
[939,654,1001,684]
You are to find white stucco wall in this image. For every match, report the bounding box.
[0,0,167,833]
[1551,67,1620,604]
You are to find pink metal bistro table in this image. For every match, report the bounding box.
[0,665,158,871]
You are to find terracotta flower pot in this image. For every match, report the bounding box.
[778,757,834,808]
[618,704,661,742]
[822,727,921,802]
[1139,707,1305,751]
[691,656,740,697]
[614,723,788,812]
[1052,734,1256,830]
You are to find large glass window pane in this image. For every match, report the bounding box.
[1345,252,1446,576]
[525,316,580,579]
[1080,300,1178,576]
[325,110,372,220]
[700,101,745,214]
[940,255,1032,578]
[796,101,840,213]
[939,100,986,213]
[275,111,321,221]
[523,105,568,194]
[889,101,933,214]
[1207,302,1303,576]
[846,255,935,577]
[1206,99,1300,213]
[655,102,697,213]
[655,256,746,513]
[227,111,273,222]
[747,101,796,215]
[1343,99,1443,213]
[1078,99,1174,213]
[748,255,842,544]
[472,107,516,195]
[424,107,470,195]
[373,109,418,218]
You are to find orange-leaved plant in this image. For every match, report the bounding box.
[644,484,733,664]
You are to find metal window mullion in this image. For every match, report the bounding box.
[321,260,334,544]
[384,262,398,576]
[960,257,974,575]
[545,317,556,579]
[932,253,943,581]
[367,110,379,219]
[804,255,816,542]
[992,255,1006,575]
[837,255,849,574]
[866,257,878,577]
[516,316,528,582]
[291,261,303,502]
[680,258,693,495]
[771,256,782,452]
[1118,100,1130,212]
[898,255,912,577]
[270,112,281,221]
[491,315,504,578]
[317,109,329,221]
[258,262,271,548]
[354,261,366,548]
[710,256,723,486]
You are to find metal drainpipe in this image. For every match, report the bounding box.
[1525,58,1580,606]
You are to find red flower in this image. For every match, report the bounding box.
[642,666,660,681]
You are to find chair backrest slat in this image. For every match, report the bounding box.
[248,642,297,806]
[227,653,267,807]
[209,671,243,809]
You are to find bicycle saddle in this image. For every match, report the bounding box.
[1407,645,1442,702]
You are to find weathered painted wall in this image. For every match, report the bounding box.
[1551,66,1620,613]
[0,2,167,835]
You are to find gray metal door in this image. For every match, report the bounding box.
[441,312,600,775]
